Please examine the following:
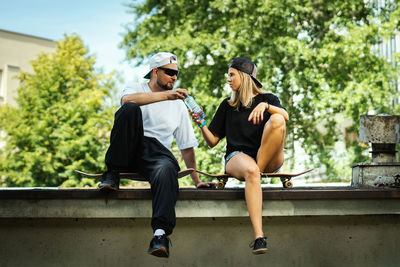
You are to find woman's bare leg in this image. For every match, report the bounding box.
[257,113,286,172]
[226,154,263,239]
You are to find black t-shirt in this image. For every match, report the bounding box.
[208,93,284,160]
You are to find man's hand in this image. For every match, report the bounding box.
[196,181,216,189]
[181,147,216,189]
[166,88,188,100]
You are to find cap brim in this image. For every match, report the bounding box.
[252,76,263,88]
[144,70,152,79]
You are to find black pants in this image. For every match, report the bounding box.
[105,102,180,235]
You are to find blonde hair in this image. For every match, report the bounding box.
[228,70,263,109]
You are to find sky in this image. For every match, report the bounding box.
[0,0,147,85]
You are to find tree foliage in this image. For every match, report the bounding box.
[0,35,116,187]
[121,0,400,180]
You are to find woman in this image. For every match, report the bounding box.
[191,57,289,254]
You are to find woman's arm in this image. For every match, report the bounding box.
[248,102,289,124]
[189,112,220,147]
[199,123,220,148]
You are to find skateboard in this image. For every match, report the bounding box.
[75,168,194,182]
[195,168,314,189]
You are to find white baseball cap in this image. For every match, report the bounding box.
[144,52,178,79]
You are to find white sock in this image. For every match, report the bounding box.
[154,229,166,236]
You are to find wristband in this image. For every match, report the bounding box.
[198,120,207,128]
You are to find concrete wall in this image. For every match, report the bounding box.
[1,216,399,267]
[0,187,399,267]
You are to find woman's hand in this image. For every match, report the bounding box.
[189,109,204,126]
[248,102,268,125]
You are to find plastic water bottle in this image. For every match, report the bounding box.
[183,95,205,120]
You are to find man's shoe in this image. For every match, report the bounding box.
[147,235,170,258]
[250,237,268,254]
[98,171,119,191]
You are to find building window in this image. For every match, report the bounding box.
[0,69,3,98]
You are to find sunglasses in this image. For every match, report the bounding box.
[158,67,179,77]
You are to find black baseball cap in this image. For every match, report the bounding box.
[228,57,263,88]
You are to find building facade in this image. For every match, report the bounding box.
[372,0,400,103]
[0,29,56,107]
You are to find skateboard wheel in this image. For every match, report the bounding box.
[216,181,225,190]
[283,180,293,188]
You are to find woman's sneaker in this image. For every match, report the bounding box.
[250,237,268,254]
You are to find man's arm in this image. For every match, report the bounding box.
[180,147,215,188]
[121,89,188,106]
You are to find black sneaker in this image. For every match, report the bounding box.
[250,237,268,254]
[98,171,119,191]
[147,235,170,258]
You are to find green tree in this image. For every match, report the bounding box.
[121,0,400,181]
[0,35,116,187]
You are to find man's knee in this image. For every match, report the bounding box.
[114,102,142,122]
[151,161,178,183]
[120,102,140,114]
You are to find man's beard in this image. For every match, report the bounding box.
[157,79,173,90]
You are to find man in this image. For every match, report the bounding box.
[100,52,214,258]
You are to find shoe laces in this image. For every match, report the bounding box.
[155,235,173,247]
[249,237,266,248]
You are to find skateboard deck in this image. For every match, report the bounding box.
[75,168,194,182]
[196,168,314,189]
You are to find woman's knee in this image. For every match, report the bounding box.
[268,114,286,130]
[244,165,261,182]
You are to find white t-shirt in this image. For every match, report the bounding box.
[121,82,198,150]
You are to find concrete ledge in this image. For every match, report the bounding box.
[0,187,399,218]
[1,186,400,200]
